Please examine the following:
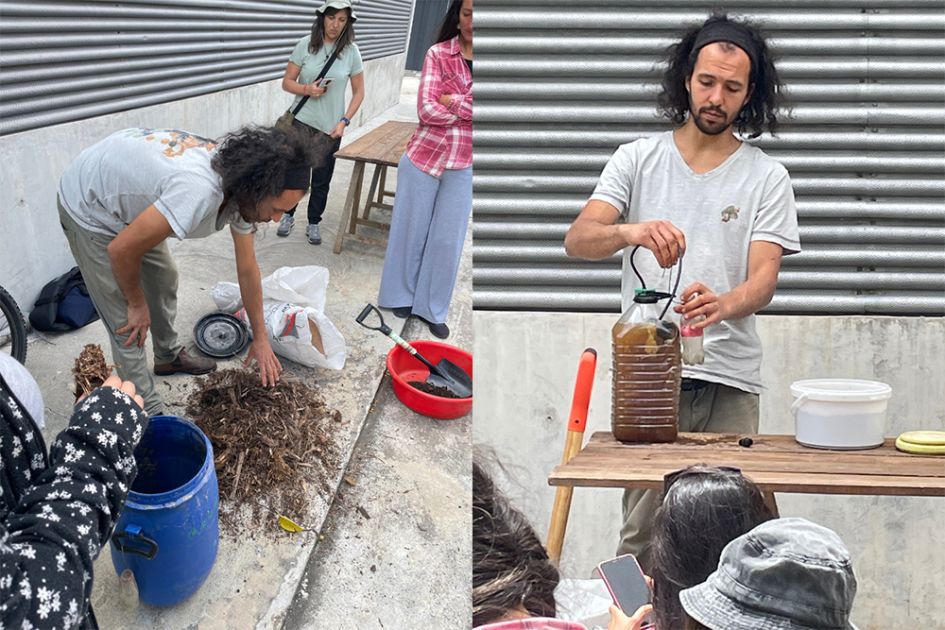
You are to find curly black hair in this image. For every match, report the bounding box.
[657,14,786,138]
[211,125,327,223]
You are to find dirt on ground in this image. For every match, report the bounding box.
[186,368,344,536]
[72,343,111,399]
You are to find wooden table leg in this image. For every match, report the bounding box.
[334,160,365,254]
[363,165,382,220]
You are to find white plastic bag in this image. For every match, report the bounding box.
[211,266,346,370]
[555,578,614,629]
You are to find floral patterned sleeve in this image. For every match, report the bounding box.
[1,386,147,630]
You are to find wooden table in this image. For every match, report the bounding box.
[547,431,945,555]
[332,121,417,254]
[550,432,945,496]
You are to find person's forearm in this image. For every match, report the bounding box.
[235,262,267,343]
[107,245,147,307]
[565,219,629,260]
[447,92,472,121]
[719,276,778,321]
[282,77,308,97]
[344,89,364,121]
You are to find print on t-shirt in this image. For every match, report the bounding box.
[123,128,216,158]
[721,205,740,222]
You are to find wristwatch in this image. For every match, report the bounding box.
[341,116,351,126]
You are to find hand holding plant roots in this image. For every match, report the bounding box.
[72,344,112,399]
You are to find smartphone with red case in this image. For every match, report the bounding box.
[597,554,651,615]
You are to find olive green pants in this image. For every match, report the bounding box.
[616,382,759,573]
[58,198,181,416]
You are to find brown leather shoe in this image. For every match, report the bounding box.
[154,348,217,376]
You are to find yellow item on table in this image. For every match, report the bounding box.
[895,431,945,455]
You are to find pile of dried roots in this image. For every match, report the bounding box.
[186,369,343,529]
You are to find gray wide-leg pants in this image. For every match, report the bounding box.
[378,155,472,325]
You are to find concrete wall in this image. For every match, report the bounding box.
[0,52,406,314]
[472,312,945,630]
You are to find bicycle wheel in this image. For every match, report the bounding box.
[0,284,27,364]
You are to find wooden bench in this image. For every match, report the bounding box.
[332,120,417,254]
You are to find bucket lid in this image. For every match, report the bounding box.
[790,378,892,402]
[194,312,249,358]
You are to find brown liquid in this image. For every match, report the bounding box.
[612,321,682,443]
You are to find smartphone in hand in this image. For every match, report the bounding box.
[598,554,651,615]
[318,77,334,88]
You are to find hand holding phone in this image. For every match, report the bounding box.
[598,554,651,615]
[318,77,334,88]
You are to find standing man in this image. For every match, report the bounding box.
[58,126,324,416]
[564,14,800,570]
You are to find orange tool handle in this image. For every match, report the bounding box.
[567,348,597,434]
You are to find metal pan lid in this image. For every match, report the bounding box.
[193,312,249,358]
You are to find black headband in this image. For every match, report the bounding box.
[284,166,311,190]
[692,22,760,80]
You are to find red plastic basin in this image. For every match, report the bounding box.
[386,340,472,420]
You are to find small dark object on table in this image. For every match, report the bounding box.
[739,437,754,448]
[407,380,462,399]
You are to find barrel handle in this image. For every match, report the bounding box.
[790,393,809,416]
[112,524,159,560]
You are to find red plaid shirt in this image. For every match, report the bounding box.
[405,36,473,177]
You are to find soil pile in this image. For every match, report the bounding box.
[408,380,463,399]
[186,369,343,532]
[72,344,110,399]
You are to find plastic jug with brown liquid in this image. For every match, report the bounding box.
[612,288,682,443]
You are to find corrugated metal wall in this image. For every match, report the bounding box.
[473,0,945,315]
[0,0,413,135]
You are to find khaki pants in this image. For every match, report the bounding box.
[58,198,181,415]
[616,382,759,572]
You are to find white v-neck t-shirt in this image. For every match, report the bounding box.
[590,131,800,394]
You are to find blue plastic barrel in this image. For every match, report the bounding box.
[111,415,219,607]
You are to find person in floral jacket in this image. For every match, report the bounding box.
[1,363,146,630]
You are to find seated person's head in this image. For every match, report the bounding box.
[472,460,559,626]
[679,517,857,630]
[651,465,774,630]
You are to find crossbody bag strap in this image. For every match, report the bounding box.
[291,31,346,116]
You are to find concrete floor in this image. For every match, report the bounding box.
[17,76,472,629]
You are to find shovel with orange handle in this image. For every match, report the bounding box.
[546,348,597,563]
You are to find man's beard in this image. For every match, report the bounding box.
[690,104,737,136]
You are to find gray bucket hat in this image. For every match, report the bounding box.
[317,0,357,22]
[679,518,857,630]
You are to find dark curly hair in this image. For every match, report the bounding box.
[650,465,774,630]
[658,14,785,138]
[472,459,559,626]
[211,125,326,223]
[310,6,355,57]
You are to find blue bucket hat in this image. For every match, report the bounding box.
[679,518,857,630]
[317,0,357,22]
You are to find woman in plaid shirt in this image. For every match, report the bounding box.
[378,0,473,339]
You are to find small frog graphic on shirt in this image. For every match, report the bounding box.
[721,205,740,222]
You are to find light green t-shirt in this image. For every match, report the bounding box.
[289,36,364,134]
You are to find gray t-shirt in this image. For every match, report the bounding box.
[289,37,364,134]
[590,131,800,394]
[58,128,253,240]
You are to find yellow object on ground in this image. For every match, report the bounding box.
[278,515,307,533]
[895,431,945,455]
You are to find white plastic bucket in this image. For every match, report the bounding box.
[790,379,892,450]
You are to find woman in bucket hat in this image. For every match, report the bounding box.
[278,0,365,244]
[378,0,473,339]
[679,518,858,630]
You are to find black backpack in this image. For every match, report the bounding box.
[28,266,100,332]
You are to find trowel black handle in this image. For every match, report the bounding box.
[356,304,391,335]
